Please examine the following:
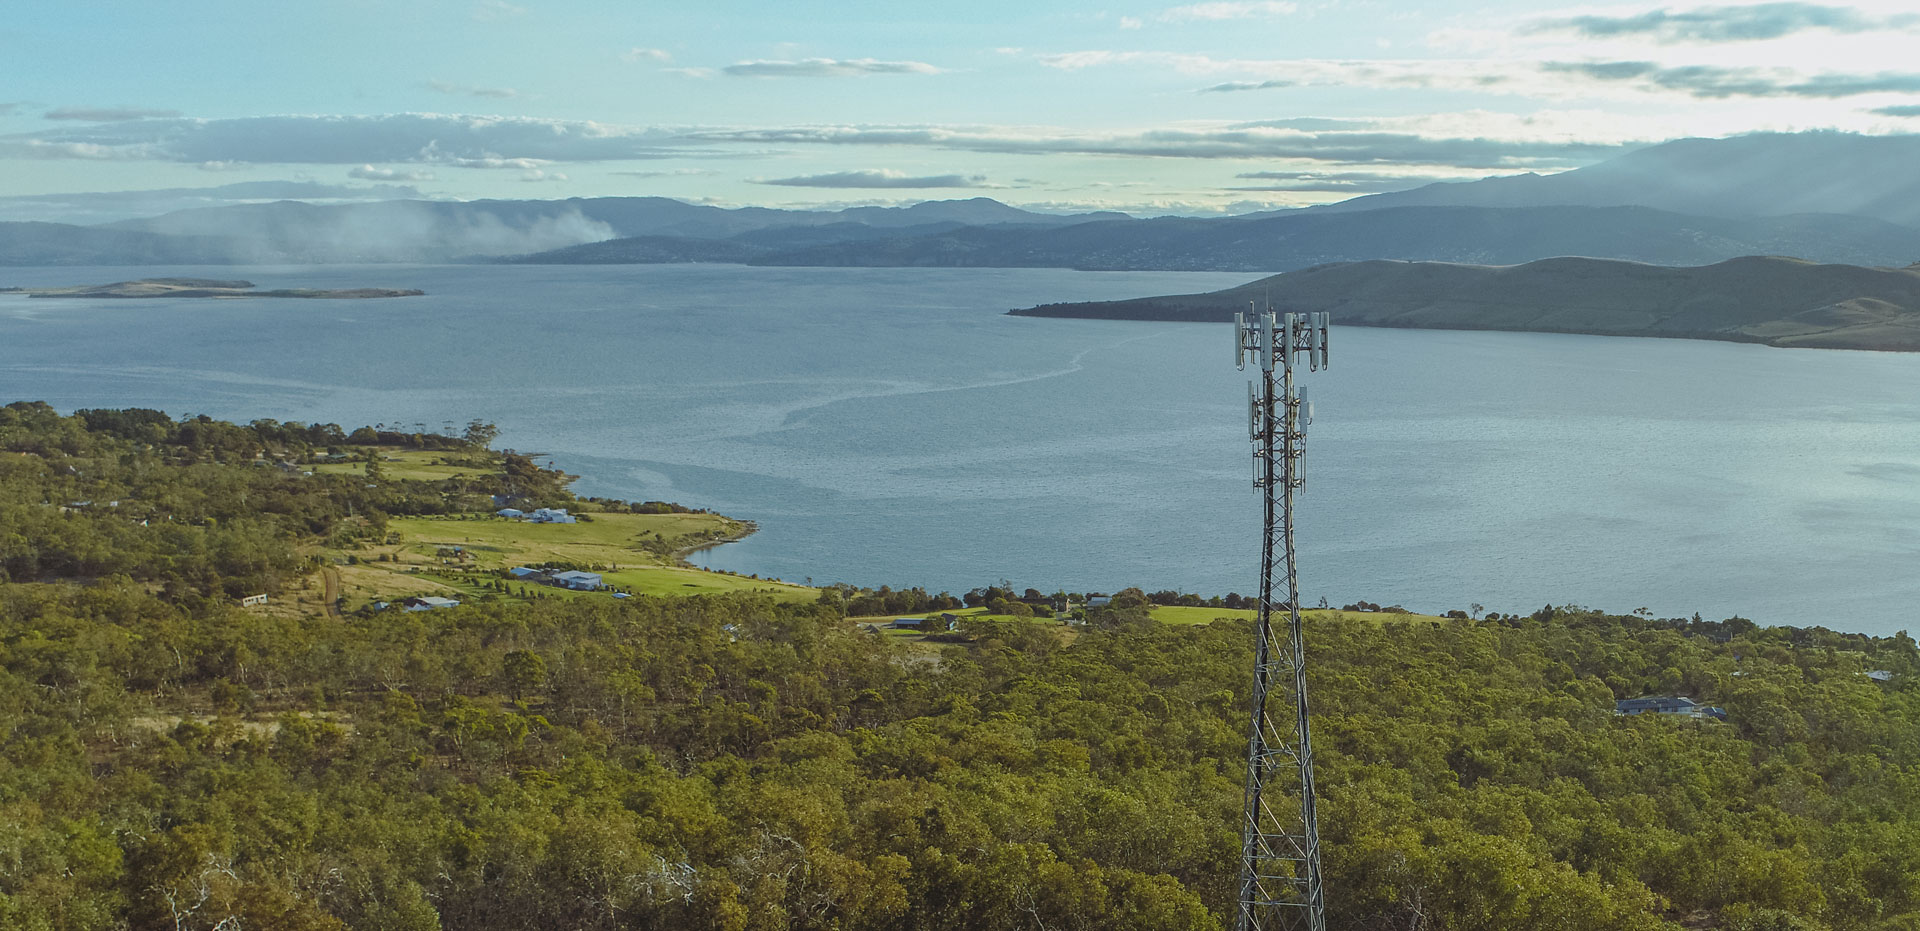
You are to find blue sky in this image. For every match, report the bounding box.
[7,0,1920,219]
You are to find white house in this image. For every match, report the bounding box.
[496,507,525,518]
[528,508,576,524]
[551,570,602,591]
[404,596,461,611]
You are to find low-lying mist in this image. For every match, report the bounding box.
[114,201,618,264]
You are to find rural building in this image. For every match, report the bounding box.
[496,507,525,518]
[528,508,576,524]
[508,566,544,580]
[1867,670,1895,682]
[551,570,602,590]
[403,596,461,611]
[1615,696,1726,720]
[238,594,268,607]
[1086,595,1113,609]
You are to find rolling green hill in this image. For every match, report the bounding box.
[1013,254,1920,352]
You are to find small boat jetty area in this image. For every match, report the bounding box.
[2,277,424,299]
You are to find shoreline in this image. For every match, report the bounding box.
[672,519,758,564]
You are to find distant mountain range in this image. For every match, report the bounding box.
[1311,132,1920,227]
[503,205,1920,271]
[10,133,1920,270]
[1011,255,1920,352]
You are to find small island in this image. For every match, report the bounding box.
[2,277,424,299]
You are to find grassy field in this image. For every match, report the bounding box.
[393,512,812,599]
[311,448,499,482]
[388,512,744,565]
[328,510,815,608]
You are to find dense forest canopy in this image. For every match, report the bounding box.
[2,403,1918,930]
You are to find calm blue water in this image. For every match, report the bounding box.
[5,263,1920,635]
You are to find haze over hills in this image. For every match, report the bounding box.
[0,196,1123,265]
[1012,255,1920,352]
[10,133,1920,270]
[524,205,1920,272]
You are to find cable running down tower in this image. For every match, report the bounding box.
[1232,307,1330,931]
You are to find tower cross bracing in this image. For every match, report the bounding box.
[1232,308,1330,931]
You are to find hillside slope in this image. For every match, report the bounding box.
[0,221,239,266]
[1013,255,1920,351]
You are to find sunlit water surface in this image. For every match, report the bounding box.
[5,263,1919,635]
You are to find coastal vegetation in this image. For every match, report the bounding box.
[4,404,1920,929]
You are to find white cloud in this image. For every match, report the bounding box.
[45,106,182,121]
[1040,50,1541,89]
[1525,3,1919,44]
[519,169,568,182]
[1119,16,1144,29]
[0,107,1720,181]
[1160,1,1297,22]
[624,47,672,63]
[438,154,550,169]
[1541,61,1920,99]
[1033,48,1920,103]
[4,114,695,164]
[0,139,148,159]
[350,164,437,181]
[1227,168,1463,193]
[1429,2,1920,77]
[722,58,942,77]
[752,169,991,188]
[197,160,248,172]
[691,119,1638,169]
[611,168,718,177]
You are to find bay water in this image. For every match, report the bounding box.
[4,263,1919,635]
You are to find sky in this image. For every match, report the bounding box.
[7,0,1920,220]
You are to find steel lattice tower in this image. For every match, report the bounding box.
[1233,308,1330,931]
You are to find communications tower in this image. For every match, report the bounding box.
[1232,308,1330,931]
